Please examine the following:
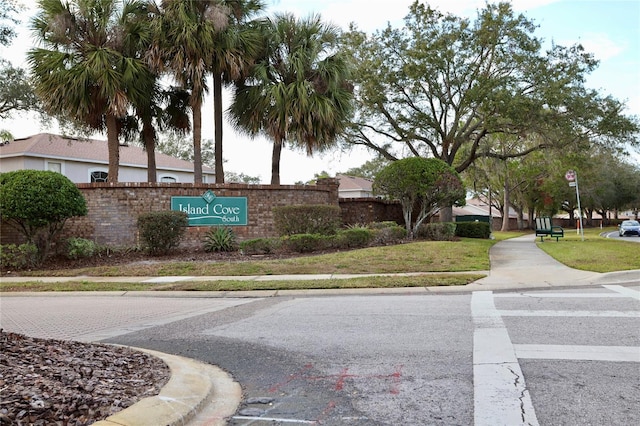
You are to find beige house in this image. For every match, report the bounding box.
[336,174,375,198]
[0,133,215,183]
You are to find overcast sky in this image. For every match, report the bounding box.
[1,0,638,183]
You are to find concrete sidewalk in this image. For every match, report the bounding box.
[1,233,638,426]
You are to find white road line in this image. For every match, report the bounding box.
[494,293,626,298]
[471,291,539,426]
[514,344,640,362]
[232,416,315,424]
[498,310,639,317]
[603,285,640,300]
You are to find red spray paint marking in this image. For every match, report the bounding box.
[313,400,337,424]
[269,364,404,395]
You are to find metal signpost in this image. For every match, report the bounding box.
[565,170,584,241]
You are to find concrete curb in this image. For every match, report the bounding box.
[93,348,241,426]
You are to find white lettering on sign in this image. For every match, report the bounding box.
[212,204,241,215]
[179,204,209,215]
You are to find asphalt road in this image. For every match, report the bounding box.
[602,230,640,241]
[92,285,640,425]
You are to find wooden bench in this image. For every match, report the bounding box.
[535,217,564,241]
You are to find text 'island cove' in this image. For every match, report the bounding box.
[171,190,248,226]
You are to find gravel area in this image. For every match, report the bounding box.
[0,330,170,425]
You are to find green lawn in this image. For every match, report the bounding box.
[1,229,637,292]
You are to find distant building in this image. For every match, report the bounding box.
[336,174,374,198]
[0,133,215,183]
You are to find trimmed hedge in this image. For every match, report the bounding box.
[239,237,282,255]
[281,234,329,253]
[416,222,457,241]
[455,221,491,238]
[137,211,188,255]
[273,204,342,236]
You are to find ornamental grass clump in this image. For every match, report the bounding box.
[203,227,237,252]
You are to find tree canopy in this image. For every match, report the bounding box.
[374,157,465,238]
[342,1,638,181]
[230,13,354,185]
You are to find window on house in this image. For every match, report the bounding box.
[160,176,177,183]
[90,171,108,182]
[47,162,62,173]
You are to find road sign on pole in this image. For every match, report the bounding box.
[567,170,584,241]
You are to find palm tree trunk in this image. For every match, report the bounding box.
[271,136,283,185]
[192,99,203,184]
[213,72,224,183]
[143,120,157,183]
[106,114,120,183]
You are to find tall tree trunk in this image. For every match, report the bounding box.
[192,99,203,183]
[271,136,283,185]
[501,175,510,231]
[106,114,119,183]
[439,206,453,222]
[213,73,224,183]
[143,119,157,183]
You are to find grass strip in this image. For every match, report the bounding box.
[0,274,486,292]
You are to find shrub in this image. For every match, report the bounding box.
[273,205,342,236]
[0,243,38,270]
[373,225,407,245]
[0,170,87,264]
[335,227,374,249]
[203,227,237,252]
[66,238,96,260]
[281,233,328,253]
[455,221,491,239]
[239,238,281,255]
[368,221,401,230]
[137,211,188,255]
[416,222,457,241]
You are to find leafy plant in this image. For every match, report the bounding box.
[372,225,407,245]
[273,205,342,236]
[0,170,87,264]
[203,227,237,252]
[66,238,96,260]
[416,223,458,241]
[0,243,38,270]
[335,227,374,249]
[282,234,328,253]
[137,211,188,255]
[239,237,281,255]
[455,222,491,239]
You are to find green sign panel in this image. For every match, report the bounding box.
[171,190,247,226]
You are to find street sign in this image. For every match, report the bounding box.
[565,170,576,181]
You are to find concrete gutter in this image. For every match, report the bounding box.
[93,348,241,426]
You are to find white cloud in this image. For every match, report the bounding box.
[578,32,626,61]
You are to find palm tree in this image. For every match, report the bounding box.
[210,0,264,183]
[229,13,354,185]
[149,0,229,183]
[28,0,153,183]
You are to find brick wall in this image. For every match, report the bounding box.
[1,179,340,248]
[339,197,404,226]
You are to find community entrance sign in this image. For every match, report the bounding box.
[171,190,247,226]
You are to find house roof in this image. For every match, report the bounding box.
[336,174,374,192]
[0,133,215,173]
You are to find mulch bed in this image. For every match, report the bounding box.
[0,330,170,425]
